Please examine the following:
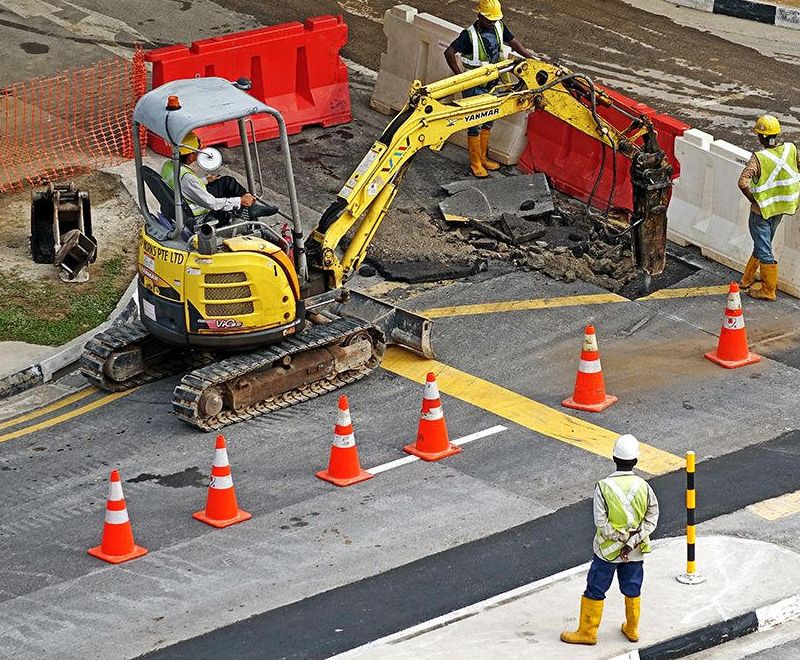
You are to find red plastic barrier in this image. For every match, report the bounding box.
[519,85,689,211]
[144,16,351,155]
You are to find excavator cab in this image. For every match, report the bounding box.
[130,77,309,350]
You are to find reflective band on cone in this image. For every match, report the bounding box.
[705,282,761,369]
[316,395,373,487]
[193,435,251,528]
[404,372,462,462]
[562,324,618,413]
[88,469,148,564]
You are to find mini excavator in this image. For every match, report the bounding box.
[81,57,673,430]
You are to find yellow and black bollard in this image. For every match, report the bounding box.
[677,451,705,585]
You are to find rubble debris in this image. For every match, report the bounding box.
[440,173,555,222]
[439,187,492,224]
[467,219,514,244]
[358,265,377,277]
[500,214,547,244]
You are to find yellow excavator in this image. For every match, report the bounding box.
[81,57,673,430]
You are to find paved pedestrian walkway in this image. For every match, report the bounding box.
[340,535,800,659]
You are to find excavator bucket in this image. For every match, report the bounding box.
[335,290,434,358]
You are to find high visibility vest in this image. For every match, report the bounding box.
[751,142,800,219]
[161,161,208,218]
[462,22,512,68]
[595,475,652,561]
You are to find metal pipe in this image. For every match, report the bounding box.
[197,223,217,255]
[132,123,149,222]
[169,146,184,240]
[238,118,257,194]
[266,109,306,284]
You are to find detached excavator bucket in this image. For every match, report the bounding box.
[336,290,434,358]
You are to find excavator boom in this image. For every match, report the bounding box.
[311,57,673,288]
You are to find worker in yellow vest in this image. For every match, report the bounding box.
[561,434,659,646]
[161,131,277,229]
[444,0,532,178]
[738,115,800,301]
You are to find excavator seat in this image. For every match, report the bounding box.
[140,165,195,241]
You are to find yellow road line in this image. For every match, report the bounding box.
[423,293,628,319]
[747,490,800,521]
[0,387,97,432]
[0,389,136,444]
[639,285,729,301]
[382,347,683,476]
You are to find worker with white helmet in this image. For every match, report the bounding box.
[561,434,659,646]
[737,114,800,301]
[443,0,532,178]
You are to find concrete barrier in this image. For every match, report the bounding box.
[667,129,800,297]
[370,4,528,165]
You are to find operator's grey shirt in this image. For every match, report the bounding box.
[593,470,659,563]
[181,171,241,214]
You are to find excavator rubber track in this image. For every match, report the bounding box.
[80,319,212,391]
[172,316,384,431]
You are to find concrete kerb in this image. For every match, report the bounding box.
[670,0,800,30]
[338,536,800,659]
[0,275,138,400]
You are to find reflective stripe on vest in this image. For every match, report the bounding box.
[595,475,651,561]
[752,142,800,219]
[462,22,511,68]
[161,161,208,217]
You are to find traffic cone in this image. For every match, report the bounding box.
[316,395,373,487]
[193,435,252,528]
[562,325,618,413]
[404,372,462,461]
[705,282,761,368]
[88,469,148,564]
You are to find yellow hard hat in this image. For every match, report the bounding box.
[179,131,200,155]
[753,115,781,136]
[477,0,503,21]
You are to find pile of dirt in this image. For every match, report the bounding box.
[361,207,483,283]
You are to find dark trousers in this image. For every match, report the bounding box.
[584,554,644,600]
[205,176,275,222]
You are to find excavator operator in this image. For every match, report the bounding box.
[444,0,532,178]
[161,131,278,229]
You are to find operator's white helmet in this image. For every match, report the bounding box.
[613,434,640,461]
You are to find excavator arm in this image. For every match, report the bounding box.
[309,57,673,290]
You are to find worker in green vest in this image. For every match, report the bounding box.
[444,0,532,178]
[161,131,277,229]
[561,434,659,646]
[738,114,800,301]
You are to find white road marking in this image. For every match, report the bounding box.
[366,425,507,475]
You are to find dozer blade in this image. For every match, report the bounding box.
[334,290,434,359]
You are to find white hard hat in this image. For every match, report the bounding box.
[613,434,639,461]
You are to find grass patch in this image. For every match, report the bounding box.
[0,256,133,346]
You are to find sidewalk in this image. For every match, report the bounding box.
[670,0,800,30]
[339,535,800,659]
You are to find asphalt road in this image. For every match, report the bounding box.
[2,2,800,659]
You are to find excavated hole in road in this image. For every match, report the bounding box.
[357,192,697,297]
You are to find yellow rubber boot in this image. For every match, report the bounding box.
[747,262,778,301]
[621,596,640,642]
[480,128,501,171]
[560,595,604,645]
[740,256,759,290]
[468,135,488,178]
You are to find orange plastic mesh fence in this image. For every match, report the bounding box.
[0,49,147,193]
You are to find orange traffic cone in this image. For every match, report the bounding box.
[705,282,761,368]
[193,435,252,528]
[404,372,462,461]
[88,469,148,564]
[562,325,618,413]
[316,395,373,487]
